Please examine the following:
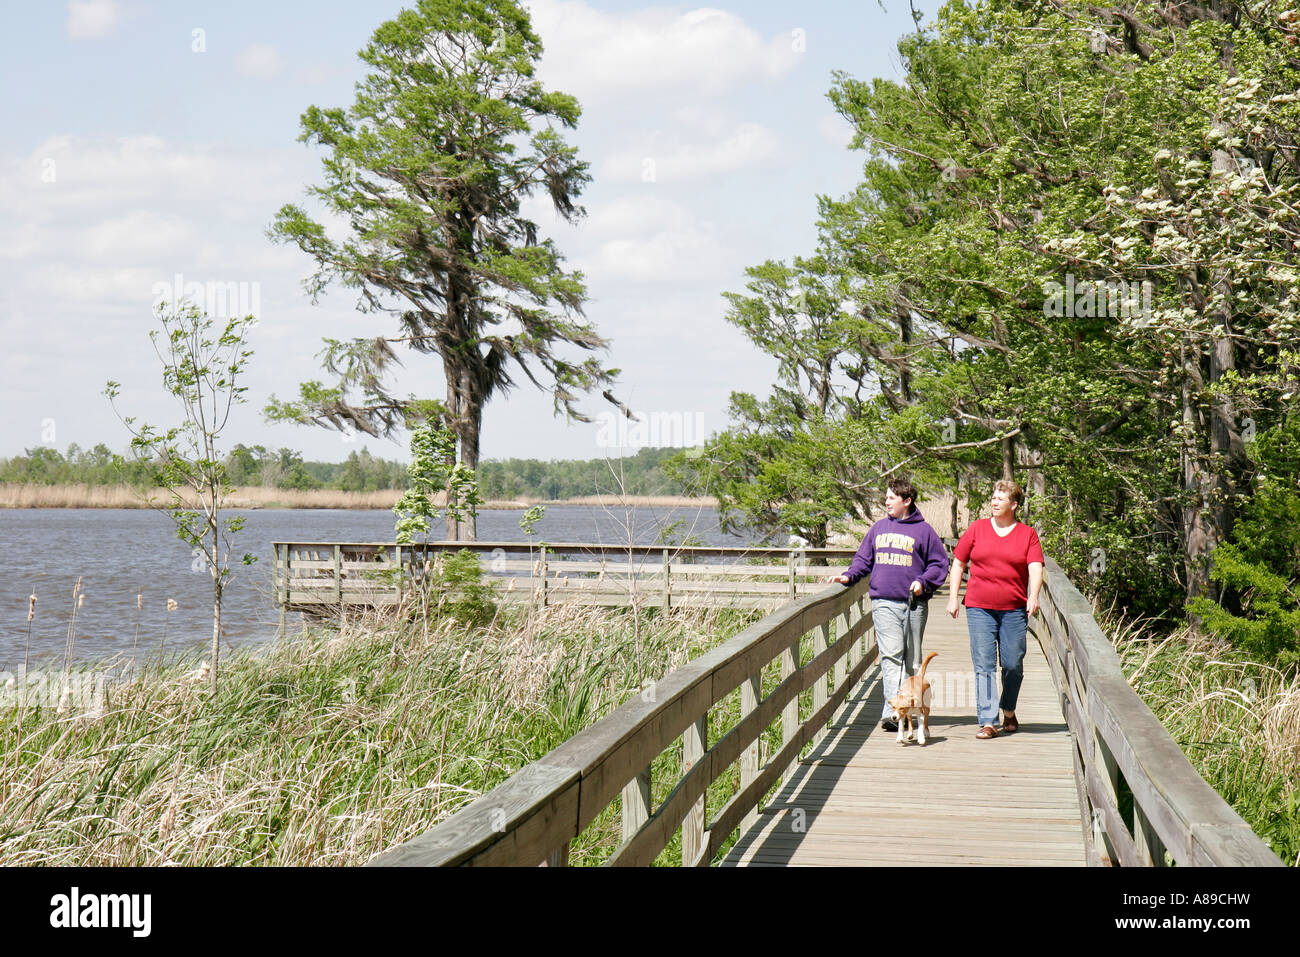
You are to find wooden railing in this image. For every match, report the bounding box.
[272,541,858,614]
[1036,556,1282,866]
[362,544,1282,866]
[367,578,875,866]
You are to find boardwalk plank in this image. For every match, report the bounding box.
[723,607,1086,866]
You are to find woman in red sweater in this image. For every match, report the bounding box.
[945,480,1044,738]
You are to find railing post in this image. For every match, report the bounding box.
[682,716,707,865]
[663,548,670,611]
[333,544,342,605]
[740,672,761,832]
[542,842,571,867]
[621,768,651,844]
[540,545,549,608]
[813,621,829,744]
[787,550,796,599]
[1093,729,1121,866]
[1133,803,1166,867]
[780,635,800,785]
[395,544,403,604]
[277,543,288,638]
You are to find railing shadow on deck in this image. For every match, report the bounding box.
[719,674,890,866]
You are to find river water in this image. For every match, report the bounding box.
[0,505,757,670]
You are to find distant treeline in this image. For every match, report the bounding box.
[0,443,689,499]
[0,443,407,492]
[475,447,686,499]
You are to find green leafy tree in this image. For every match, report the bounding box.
[268,0,620,539]
[106,304,257,690]
[393,422,482,544]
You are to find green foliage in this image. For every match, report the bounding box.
[1191,545,1300,669]
[703,0,1300,620]
[477,446,687,499]
[519,503,546,537]
[1191,410,1300,668]
[0,444,148,487]
[393,423,482,543]
[105,302,258,687]
[267,0,618,471]
[654,519,705,548]
[420,549,498,627]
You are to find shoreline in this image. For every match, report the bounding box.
[0,482,718,510]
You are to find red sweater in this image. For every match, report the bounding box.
[953,520,1044,610]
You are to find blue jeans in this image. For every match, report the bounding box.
[872,598,928,720]
[966,607,1027,728]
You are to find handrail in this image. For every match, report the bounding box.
[1036,557,1282,866]
[367,578,875,866]
[365,545,1283,866]
[270,540,859,559]
[272,541,860,614]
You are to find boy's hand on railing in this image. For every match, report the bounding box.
[827,574,850,584]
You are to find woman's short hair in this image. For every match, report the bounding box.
[993,478,1024,507]
[888,478,918,505]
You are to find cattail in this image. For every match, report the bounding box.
[137,593,143,611]
[77,593,84,609]
[27,593,36,622]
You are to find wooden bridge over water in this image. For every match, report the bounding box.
[276,540,1282,867]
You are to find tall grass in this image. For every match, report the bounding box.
[1108,620,1300,865]
[0,597,760,865]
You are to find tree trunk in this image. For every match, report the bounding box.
[1207,119,1244,574]
[443,362,482,541]
[1181,349,1212,604]
[210,508,221,692]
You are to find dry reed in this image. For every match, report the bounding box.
[0,484,666,510]
[0,597,759,865]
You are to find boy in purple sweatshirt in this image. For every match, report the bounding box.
[830,479,949,731]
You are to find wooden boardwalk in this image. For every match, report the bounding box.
[723,600,1086,866]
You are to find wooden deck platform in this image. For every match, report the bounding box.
[722,603,1086,866]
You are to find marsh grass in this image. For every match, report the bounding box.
[0,484,718,511]
[1108,618,1300,864]
[0,596,761,865]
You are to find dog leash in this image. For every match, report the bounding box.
[902,591,916,673]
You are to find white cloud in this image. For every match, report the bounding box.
[816,113,856,150]
[66,0,119,39]
[579,218,732,283]
[3,136,297,220]
[525,0,802,103]
[84,211,196,261]
[601,122,785,182]
[578,194,697,237]
[523,192,739,283]
[237,44,284,80]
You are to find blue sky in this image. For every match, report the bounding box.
[0,0,934,466]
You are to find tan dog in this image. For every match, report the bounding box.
[888,652,938,745]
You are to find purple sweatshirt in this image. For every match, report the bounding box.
[842,506,949,600]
